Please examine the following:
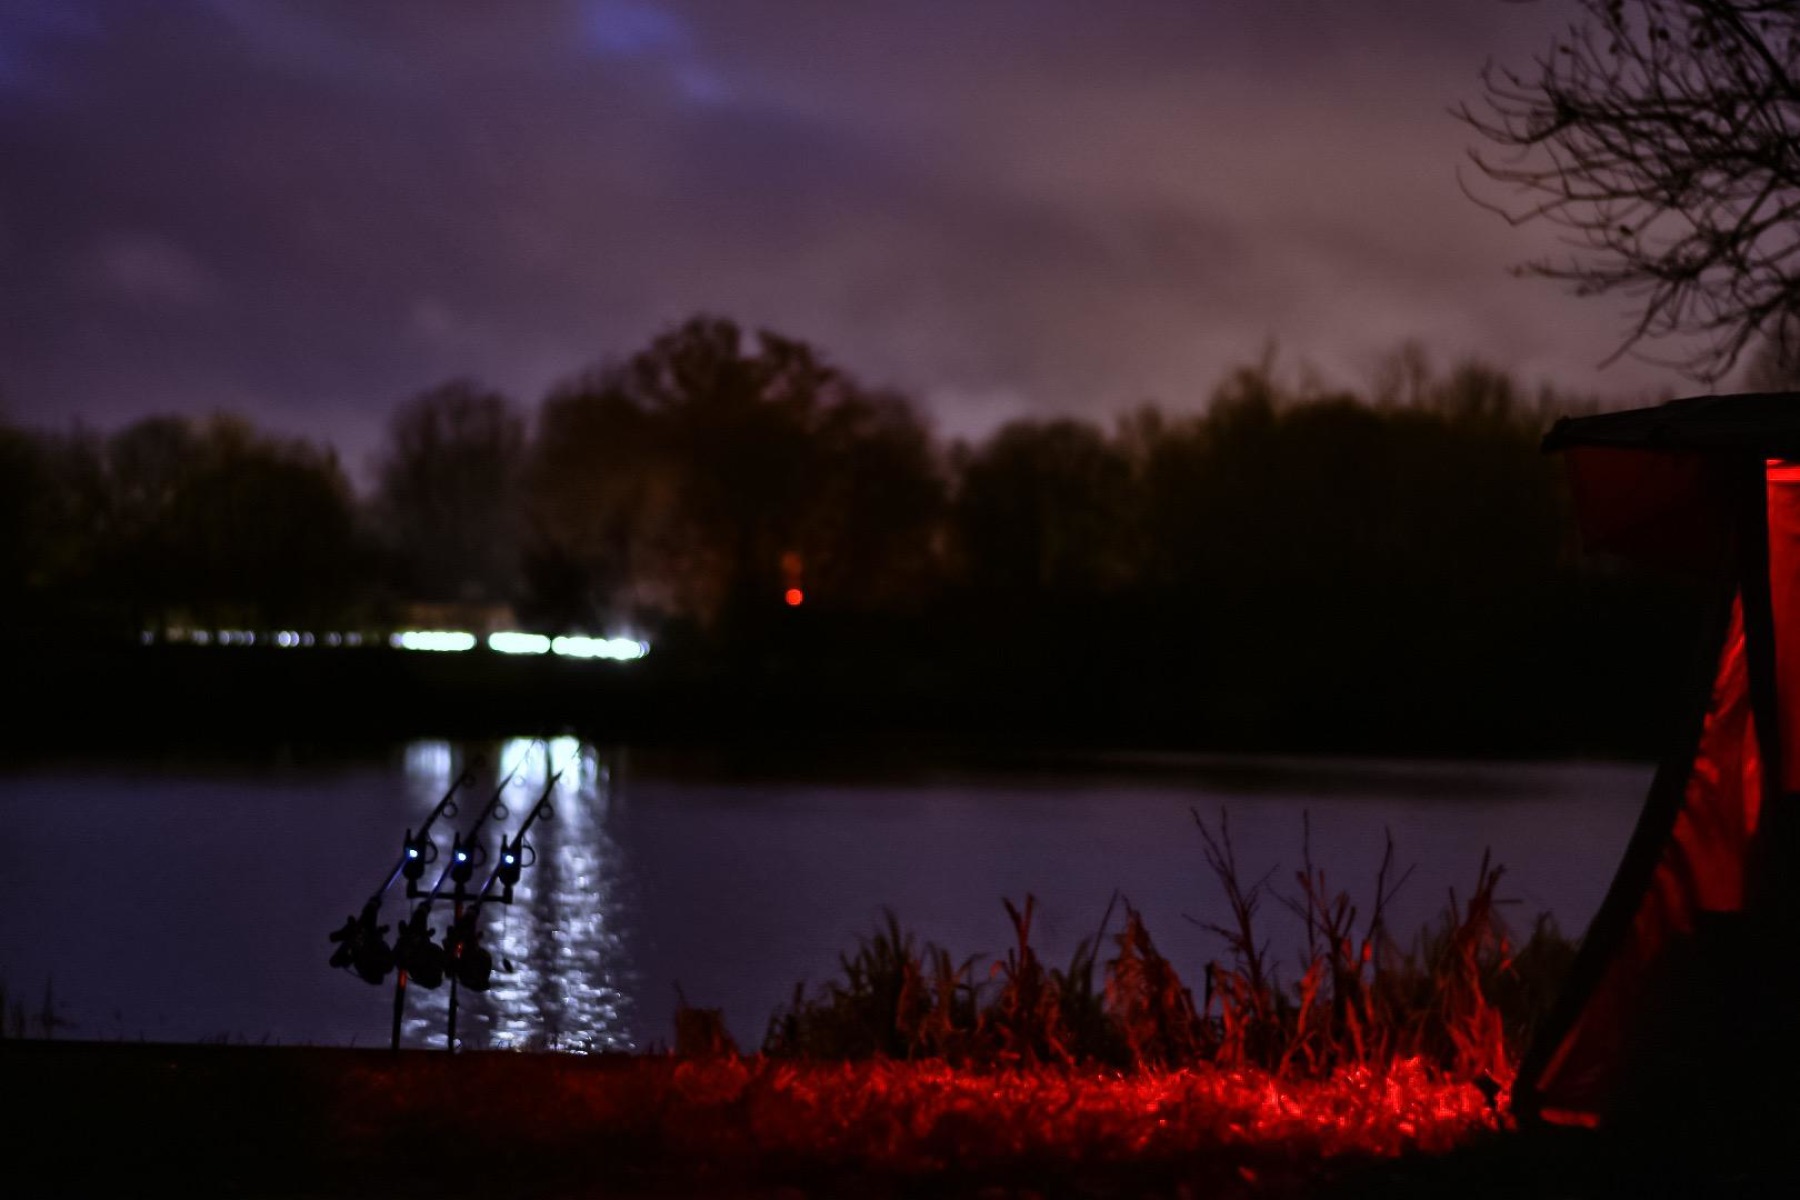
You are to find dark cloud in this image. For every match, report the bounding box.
[0,0,1687,468]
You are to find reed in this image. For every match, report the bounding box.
[758,811,1577,1098]
[0,977,69,1041]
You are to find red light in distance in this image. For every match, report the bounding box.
[784,588,804,607]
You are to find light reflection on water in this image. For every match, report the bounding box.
[400,737,636,1052]
[403,739,457,798]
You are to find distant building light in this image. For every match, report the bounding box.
[784,588,804,607]
[394,630,477,652]
[488,631,552,655]
[549,635,648,661]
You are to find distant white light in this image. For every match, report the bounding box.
[346,632,363,647]
[191,630,211,645]
[550,636,598,659]
[395,630,477,652]
[140,630,154,645]
[326,633,342,647]
[549,635,648,661]
[488,631,552,656]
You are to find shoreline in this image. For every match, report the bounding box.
[3,639,1671,765]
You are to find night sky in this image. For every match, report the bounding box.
[2,1,1689,469]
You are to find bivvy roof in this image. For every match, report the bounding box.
[1518,392,1800,1130]
[1543,391,1800,457]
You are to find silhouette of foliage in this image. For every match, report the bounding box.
[527,316,944,633]
[374,380,526,605]
[7,415,364,632]
[0,320,1714,757]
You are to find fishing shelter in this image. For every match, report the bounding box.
[1516,392,1800,1129]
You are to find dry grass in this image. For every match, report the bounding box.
[761,810,1574,1104]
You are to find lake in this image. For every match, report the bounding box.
[0,739,1649,1051]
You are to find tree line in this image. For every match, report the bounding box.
[0,316,1714,753]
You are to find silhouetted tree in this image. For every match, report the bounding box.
[125,417,363,628]
[527,316,945,632]
[0,419,40,618]
[19,426,112,627]
[952,418,1139,603]
[0,416,366,632]
[526,380,668,628]
[374,381,526,605]
[1118,354,1596,748]
[1459,0,1800,379]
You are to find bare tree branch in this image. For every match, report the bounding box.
[1457,0,1800,381]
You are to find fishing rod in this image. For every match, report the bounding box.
[331,757,481,985]
[471,754,564,909]
[327,738,580,1051]
[438,753,566,1031]
[372,759,479,906]
[406,740,539,906]
[385,740,544,1049]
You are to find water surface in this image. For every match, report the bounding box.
[0,742,1648,1050]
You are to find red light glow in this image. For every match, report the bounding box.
[336,1056,1506,1181]
[784,588,804,607]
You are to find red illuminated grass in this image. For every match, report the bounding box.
[322,1052,1504,1192]
[760,813,1572,1094]
[649,1057,1503,1164]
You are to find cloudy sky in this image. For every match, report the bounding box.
[0,0,1696,468]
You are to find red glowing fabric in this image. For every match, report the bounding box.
[1530,595,1761,1124]
[1767,462,1800,793]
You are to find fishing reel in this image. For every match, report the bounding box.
[327,900,394,986]
[442,912,494,993]
[393,908,447,989]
